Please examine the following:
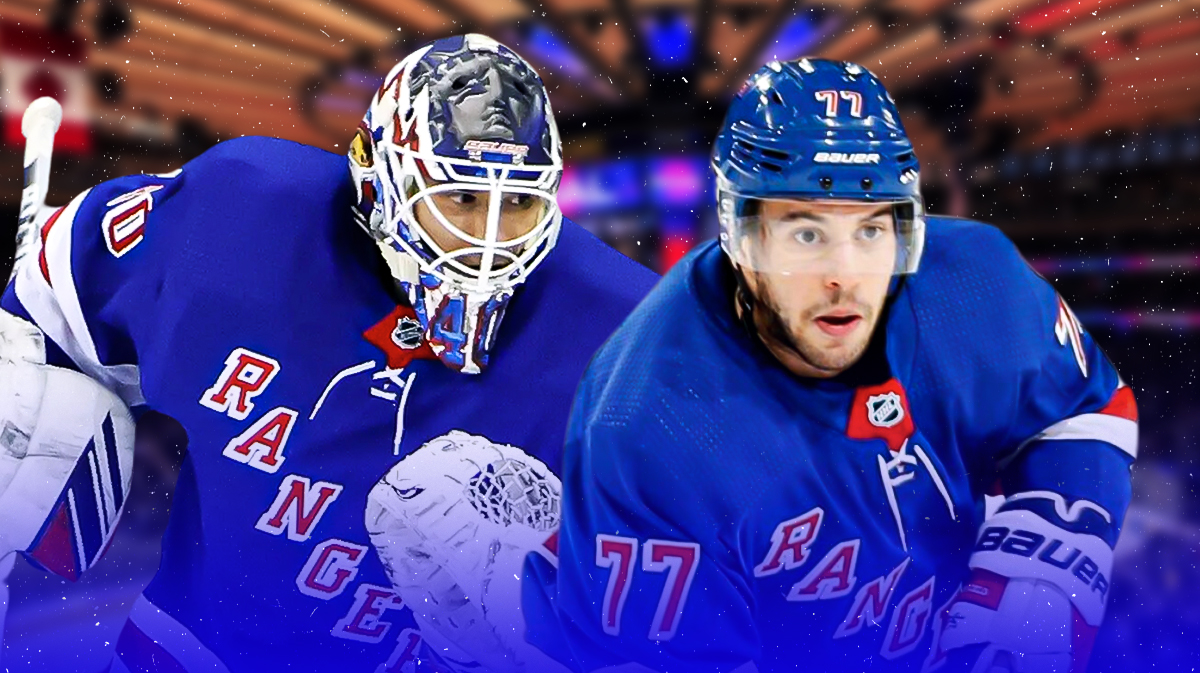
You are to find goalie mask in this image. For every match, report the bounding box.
[351,34,563,374]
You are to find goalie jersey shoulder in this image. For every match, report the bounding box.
[4,137,363,394]
[19,135,348,286]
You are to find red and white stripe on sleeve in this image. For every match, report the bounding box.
[1017,384,1138,461]
[11,189,144,406]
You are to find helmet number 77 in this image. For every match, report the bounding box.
[815,90,863,118]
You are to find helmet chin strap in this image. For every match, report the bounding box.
[729,260,809,368]
[730,261,760,340]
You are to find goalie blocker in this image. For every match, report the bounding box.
[0,308,135,579]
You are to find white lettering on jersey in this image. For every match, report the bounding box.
[331,583,405,644]
[835,557,910,639]
[296,538,368,600]
[222,406,298,473]
[882,575,936,659]
[102,185,163,258]
[1054,296,1088,378]
[255,474,342,542]
[378,629,422,673]
[596,535,638,636]
[200,348,281,421]
[787,539,860,602]
[643,540,701,641]
[754,507,824,577]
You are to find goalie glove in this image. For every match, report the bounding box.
[365,430,566,673]
[0,309,136,579]
[924,509,1112,673]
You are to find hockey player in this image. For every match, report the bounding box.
[525,59,1137,672]
[0,35,655,672]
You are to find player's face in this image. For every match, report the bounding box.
[413,186,548,267]
[743,200,897,378]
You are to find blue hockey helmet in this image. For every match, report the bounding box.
[350,34,563,374]
[712,58,925,276]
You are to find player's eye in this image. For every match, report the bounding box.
[447,191,479,206]
[503,193,535,209]
[791,228,823,245]
[858,224,887,241]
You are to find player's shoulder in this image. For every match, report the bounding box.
[909,215,1050,325]
[70,136,346,236]
[556,218,659,298]
[574,241,751,449]
[920,216,1034,280]
[570,242,779,523]
[177,136,345,193]
[523,218,660,327]
[580,242,700,380]
[901,215,1062,389]
[159,136,348,222]
[80,136,340,202]
[90,137,348,257]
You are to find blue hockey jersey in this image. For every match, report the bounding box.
[525,218,1137,672]
[1,136,658,672]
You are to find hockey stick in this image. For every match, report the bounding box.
[11,97,64,282]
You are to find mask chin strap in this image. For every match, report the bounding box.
[377,242,421,296]
[377,237,515,376]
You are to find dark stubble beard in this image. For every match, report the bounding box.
[749,270,874,375]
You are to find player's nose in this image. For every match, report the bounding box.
[818,243,867,287]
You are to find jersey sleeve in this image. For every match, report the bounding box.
[1,170,182,407]
[956,230,1136,627]
[526,382,761,673]
[987,246,1136,547]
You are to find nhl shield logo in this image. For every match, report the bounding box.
[392,317,423,350]
[866,392,904,428]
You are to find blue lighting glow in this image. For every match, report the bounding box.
[643,11,694,71]
[518,23,592,81]
[760,9,825,64]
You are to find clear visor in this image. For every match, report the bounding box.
[718,194,923,276]
[384,149,563,294]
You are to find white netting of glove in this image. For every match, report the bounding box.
[465,456,560,533]
[365,430,564,673]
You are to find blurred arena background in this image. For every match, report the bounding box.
[0,0,1195,670]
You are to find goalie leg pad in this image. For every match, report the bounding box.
[0,360,135,580]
